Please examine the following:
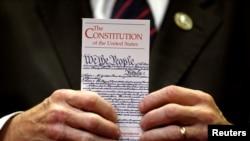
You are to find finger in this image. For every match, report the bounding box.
[140,125,185,141]
[51,89,117,122]
[139,85,213,113]
[45,123,119,141]
[140,103,194,130]
[140,125,207,141]
[140,103,220,130]
[66,110,120,139]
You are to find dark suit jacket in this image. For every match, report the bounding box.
[1,0,250,124]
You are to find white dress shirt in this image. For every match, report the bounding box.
[0,0,170,131]
[90,0,170,29]
[0,112,22,130]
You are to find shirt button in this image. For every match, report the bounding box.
[174,12,193,31]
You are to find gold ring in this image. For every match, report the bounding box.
[180,126,186,139]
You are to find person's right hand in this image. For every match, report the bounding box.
[0,89,121,141]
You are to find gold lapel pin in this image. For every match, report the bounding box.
[174,12,193,31]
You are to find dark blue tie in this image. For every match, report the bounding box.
[111,0,157,46]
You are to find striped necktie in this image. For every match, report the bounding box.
[111,0,157,46]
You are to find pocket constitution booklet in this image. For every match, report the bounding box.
[81,18,150,141]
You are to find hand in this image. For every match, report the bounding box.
[0,89,121,141]
[139,85,231,141]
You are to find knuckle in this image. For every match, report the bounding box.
[201,93,214,103]
[85,114,100,130]
[199,109,217,123]
[45,105,69,123]
[45,124,66,140]
[85,92,100,107]
[81,134,96,141]
[43,106,69,140]
[164,85,181,99]
[51,89,69,100]
[164,85,178,95]
[194,90,214,103]
[163,104,178,118]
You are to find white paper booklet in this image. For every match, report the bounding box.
[81,18,149,140]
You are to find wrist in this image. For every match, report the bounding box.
[0,112,23,141]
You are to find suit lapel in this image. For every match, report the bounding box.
[150,0,222,91]
[36,0,92,89]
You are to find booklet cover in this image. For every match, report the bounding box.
[81,18,150,140]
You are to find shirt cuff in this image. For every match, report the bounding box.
[0,111,23,130]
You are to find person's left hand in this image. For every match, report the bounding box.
[139,85,231,141]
